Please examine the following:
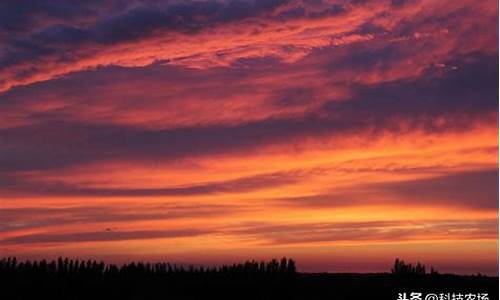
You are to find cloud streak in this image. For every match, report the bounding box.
[274,169,499,210]
[3,219,496,246]
[229,219,498,245]
[0,0,496,92]
[1,228,211,245]
[0,203,243,233]
[0,53,497,174]
[0,170,303,196]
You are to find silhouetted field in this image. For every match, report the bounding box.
[1,257,497,300]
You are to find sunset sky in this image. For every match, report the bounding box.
[0,0,498,275]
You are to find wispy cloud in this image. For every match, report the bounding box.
[274,169,499,210]
[1,228,211,245]
[227,219,499,245]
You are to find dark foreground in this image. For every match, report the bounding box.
[1,257,498,300]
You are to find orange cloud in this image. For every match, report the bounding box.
[0,0,497,274]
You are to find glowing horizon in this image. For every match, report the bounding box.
[0,0,498,275]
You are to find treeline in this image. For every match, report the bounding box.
[0,256,297,277]
[0,256,298,300]
[1,256,444,277]
[391,258,439,276]
[1,257,496,300]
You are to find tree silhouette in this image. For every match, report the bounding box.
[0,256,496,300]
[391,258,427,276]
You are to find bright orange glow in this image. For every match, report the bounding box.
[0,0,498,275]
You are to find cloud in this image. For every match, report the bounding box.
[0,0,497,274]
[1,228,211,245]
[275,169,499,210]
[0,53,496,173]
[228,219,498,245]
[0,0,293,91]
[379,169,499,208]
[0,0,106,35]
[3,217,496,246]
[0,203,243,233]
[0,169,303,196]
[1,0,496,92]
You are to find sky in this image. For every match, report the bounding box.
[0,0,498,275]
